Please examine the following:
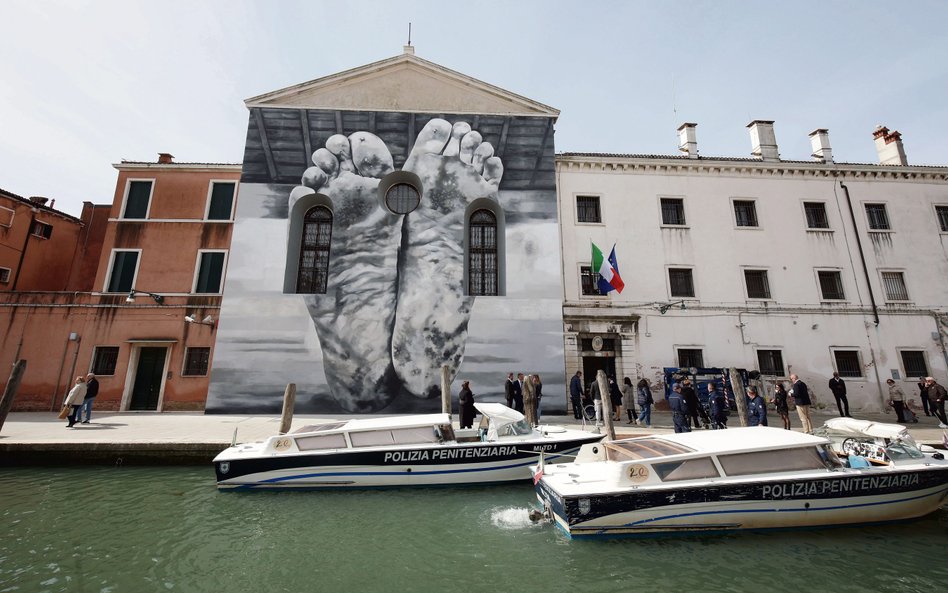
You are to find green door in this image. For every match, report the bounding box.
[129,347,166,410]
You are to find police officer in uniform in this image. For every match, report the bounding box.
[668,383,691,433]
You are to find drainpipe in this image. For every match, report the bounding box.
[11,211,36,291]
[839,182,879,326]
[932,313,948,373]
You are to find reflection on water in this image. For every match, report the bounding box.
[1,467,946,593]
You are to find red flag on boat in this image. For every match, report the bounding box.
[533,451,545,485]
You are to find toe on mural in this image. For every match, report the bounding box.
[289,131,402,412]
[391,118,504,398]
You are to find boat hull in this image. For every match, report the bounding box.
[216,435,602,489]
[536,467,948,538]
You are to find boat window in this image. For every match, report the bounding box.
[718,447,827,476]
[498,419,533,437]
[654,457,719,482]
[295,433,347,451]
[293,422,346,434]
[350,430,396,448]
[391,427,440,445]
[885,443,925,461]
[605,439,695,461]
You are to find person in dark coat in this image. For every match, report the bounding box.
[504,373,515,408]
[569,371,584,419]
[458,380,476,429]
[681,380,706,429]
[790,374,813,433]
[608,376,622,421]
[513,373,525,413]
[668,383,691,433]
[828,372,850,417]
[707,382,728,429]
[772,383,791,430]
[746,386,768,427]
[80,373,99,424]
[636,378,654,427]
[917,378,932,416]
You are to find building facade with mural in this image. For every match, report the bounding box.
[207,48,565,413]
[557,122,948,413]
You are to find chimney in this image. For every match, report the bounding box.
[808,129,833,163]
[403,44,415,55]
[747,120,780,161]
[677,123,699,159]
[158,152,175,164]
[29,196,49,205]
[873,126,907,166]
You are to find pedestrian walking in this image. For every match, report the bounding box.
[772,383,791,430]
[789,374,813,433]
[746,386,768,427]
[636,378,653,427]
[828,372,851,417]
[886,379,906,423]
[924,377,948,428]
[621,377,638,424]
[62,376,87,428]
[668,383,691,433]
[458,380,476,429]
[504,373,515,409]
[608,376,623,421]
[569,371,584,419]
[79,372,99,423]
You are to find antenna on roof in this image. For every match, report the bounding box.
[408,22,412,45]
[403,22,415,54]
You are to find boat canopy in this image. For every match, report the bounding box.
[474,403,532,441]
[818,418,911,441]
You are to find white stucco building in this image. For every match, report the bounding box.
[557,121,948,413]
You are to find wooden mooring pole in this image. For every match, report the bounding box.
[279,383,296,435]
[441,365,451,416]
[729,368,749,428]
[0,360,27,433]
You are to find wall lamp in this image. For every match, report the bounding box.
[185,314,217,329]
[126,289,164,304]
[658,300,687,315]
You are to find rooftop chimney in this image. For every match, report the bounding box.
[158,152,175,164]
[29,196,49,205]
[747,120,780,162]
[403,44,415,55]
[808,129,833,163]
[677,123,699,159]
[873,126,907,166]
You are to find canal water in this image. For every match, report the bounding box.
[2,467,946,593]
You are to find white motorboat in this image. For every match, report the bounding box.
[214,403,603,489]
[533,425,948,538]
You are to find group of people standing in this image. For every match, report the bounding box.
[567,371,656,428]
[889,376,948,428]
[667,380,733,433]
[503,372,544,422]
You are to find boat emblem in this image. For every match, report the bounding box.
[219,462,230,474]
[628,464,649,483]
[578,498,591,514]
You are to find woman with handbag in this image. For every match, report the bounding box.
[62,376,87,428]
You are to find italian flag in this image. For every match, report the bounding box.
[592,242,625,294]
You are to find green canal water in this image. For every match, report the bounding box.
[1,467,946,593]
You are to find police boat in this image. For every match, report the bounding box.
[214,403,604,489]
[532,426,948,538]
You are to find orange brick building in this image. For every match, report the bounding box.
[0,155,240,412]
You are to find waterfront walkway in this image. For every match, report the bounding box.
[1,408,945,466]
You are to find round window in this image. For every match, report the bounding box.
[385,183,420,214]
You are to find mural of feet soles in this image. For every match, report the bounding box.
[289,132,403,412]
[391,119,504,398]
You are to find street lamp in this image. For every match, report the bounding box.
[126,289,164,304]
[658,300,687,315]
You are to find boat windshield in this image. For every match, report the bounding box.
[605,439,694,461]
[497,418,533,437]
[885,442,925,461]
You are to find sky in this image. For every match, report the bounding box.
[2,0,947,217]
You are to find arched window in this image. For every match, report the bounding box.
[297,206,332,294]
[469,209,498,296]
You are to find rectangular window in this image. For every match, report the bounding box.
[865,204,890,230]
[123,180,153,219]
[654,458,719,482]
[757,350,784,376]
[0,206,14,227]
[804,202,829,229]
[106,250,139,293]
[900,351,929,378]
[744,269,771,299]
[668,268,695,298]
[733,200,758,227]
[194,251,226,294]
[834,350,862,378]
[580,266,601,296]
[881,271,909,301]
[207,182,236,220]
[91,346,120,376]
[677,349,704,368]
[718,448,827,476]
[182,347,211,376]
[30,221,52,239]
[576,196,601,223]
[817,270,845,300]
[660,198,686,226]
[936,205,948,232]
[0,267,10,284]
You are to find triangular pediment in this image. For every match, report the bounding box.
[245,50,559,119]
